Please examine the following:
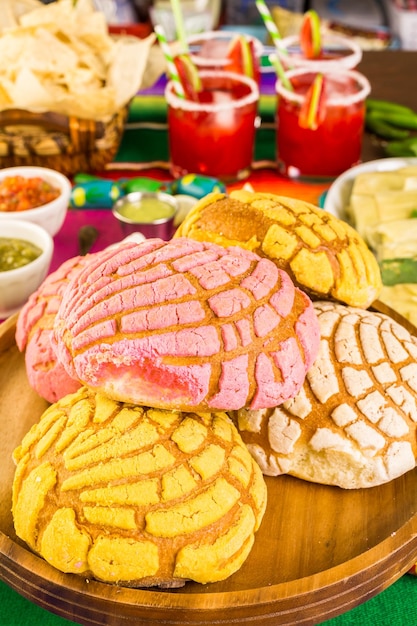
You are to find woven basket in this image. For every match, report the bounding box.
[0,107,129,176]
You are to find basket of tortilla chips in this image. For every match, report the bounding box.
[0,0,157,175]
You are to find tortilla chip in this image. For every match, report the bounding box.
[0,0,158,119]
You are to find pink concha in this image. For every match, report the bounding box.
[54,238,321,411]
[15,255,89,403]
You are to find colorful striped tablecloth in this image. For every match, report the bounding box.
[2,69,417,626]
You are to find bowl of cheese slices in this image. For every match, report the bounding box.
[324,157,417,325]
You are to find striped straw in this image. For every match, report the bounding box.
[154,25,185,98]
[269,54,293,91]
[255,0,285,51]
[256,0,293,82]
[170,0,188,53]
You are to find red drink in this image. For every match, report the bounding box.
[166,71,259,182]
[276,69,371,179]
[187,31,263,86]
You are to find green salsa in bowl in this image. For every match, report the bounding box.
[0,237,42,272]
[0,220,53,318]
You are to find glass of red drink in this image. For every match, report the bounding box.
[276,32,362,72]
[276,68,371,180]
[166,71,259,182]
[187,31,263,86]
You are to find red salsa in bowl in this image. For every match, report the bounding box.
[0,176,61,212]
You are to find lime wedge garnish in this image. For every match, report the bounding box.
[227,35,255,79]
[299,73,326,130]
[173,54,202,100]
[300,9,322,59]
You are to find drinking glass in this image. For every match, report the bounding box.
[187,30,264,86]
[149,0,221,41]
[276,32,362,72]
[166,70,259,182]
[276,68,371,180]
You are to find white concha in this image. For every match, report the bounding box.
[233,301,417,489]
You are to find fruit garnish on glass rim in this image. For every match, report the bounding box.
[300,9,322,59]
[173,53,202,100]
[226,34,256,79]
[298,73,326,130]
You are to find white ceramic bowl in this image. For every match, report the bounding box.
[323,157,417,223]
[0,220,54,318]
[0,166,71,236]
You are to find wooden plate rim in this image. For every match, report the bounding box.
[2,303,417,625]
[2,515,417,609]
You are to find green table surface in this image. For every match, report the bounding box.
[2,574,417,626]
[2,50,417,626]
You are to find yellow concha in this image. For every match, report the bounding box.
[175,189,382,309]
[12,387,267,587]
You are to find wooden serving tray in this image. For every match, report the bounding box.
[1,303,417,626]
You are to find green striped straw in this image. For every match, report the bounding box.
[255,0,286,52]
[170,0,188,53]
[255,0,293,90]
[154,25,185,99]
[269,54,294,92]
